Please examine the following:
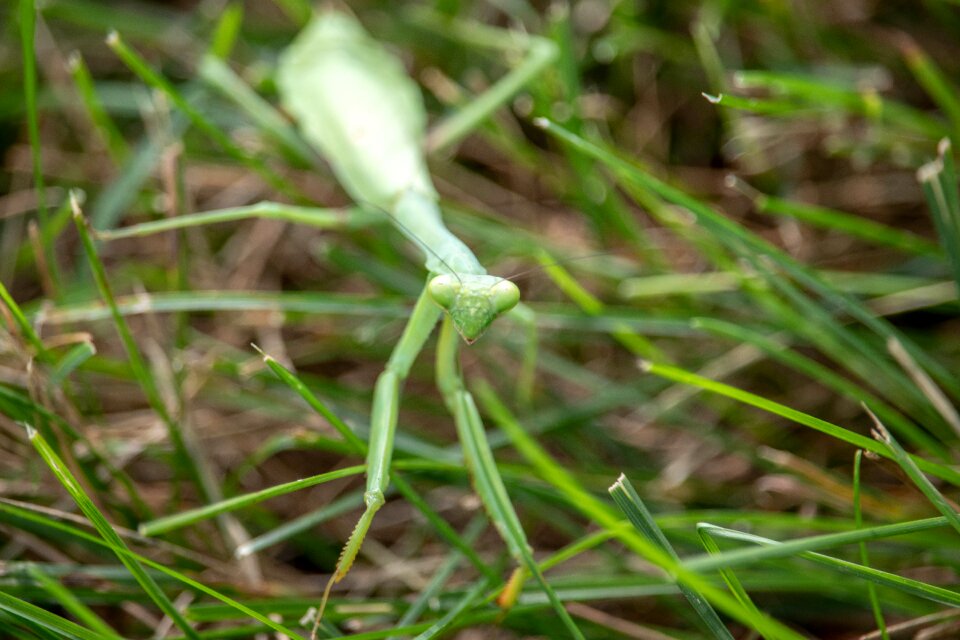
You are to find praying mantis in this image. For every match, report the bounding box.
[276,12,583,637]
[100,8,584,637]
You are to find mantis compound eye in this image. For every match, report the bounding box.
[490,279,520,314]
[428,274,461,309]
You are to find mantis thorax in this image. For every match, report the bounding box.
[428,274,519,343]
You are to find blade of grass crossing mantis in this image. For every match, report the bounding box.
[610,475,734,640]
[96,202,375,241]
[854,450,890,640]
[138,466,366,536]
[26,426,202,640]
[435,318,585,639]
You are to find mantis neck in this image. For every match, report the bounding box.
[393,189,485,277]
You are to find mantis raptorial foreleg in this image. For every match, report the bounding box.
[435,315,583,635]
[311,286,441,631]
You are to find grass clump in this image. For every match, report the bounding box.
[2,1,960,638]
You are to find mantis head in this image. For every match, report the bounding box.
[428,274,520,343]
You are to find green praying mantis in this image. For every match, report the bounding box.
[276,13,583,637]
[101,9,585,637]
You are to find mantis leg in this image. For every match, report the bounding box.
[435,317,585,640]
[313,284,440,635]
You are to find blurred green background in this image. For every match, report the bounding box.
[2,1,960,638]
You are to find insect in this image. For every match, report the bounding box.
[276,11,584,638]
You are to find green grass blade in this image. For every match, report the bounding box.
[0,501,307,639]
[473,381,805,639]
[235,491,364,557]
[71,192,201,482]
[26,566,123,640]
[96,202,375,239]
[391,516,487,636]
[0,590,113,640]
[865,406,960,538]
[50,340,96,387]
[416,11,559,153]
[19,0,46,227]
[697,523,960,607]
[0,278,47,358]
[696,525,762,617]
[692,318,940,455]
[207,2,244,60]
[752,192,941,257]
[918,138,960,293]
[536,117,960,404]
[42,290,408,324]
[90,115,189,229]
[67,51,128,165]
[537,249,662,360]
[138,465,365,536]
[411,578,489,640]
[732,70,948,139]
[27,425,202,640]
[854,451,889,640]
[640,360,960,486]
[199,55,315,165]
[257,351,367,455]
[105,31,299,200]
[686,517,951,573]
[899,36,960,139]
[609,475,734,640]
[391,474,499,582]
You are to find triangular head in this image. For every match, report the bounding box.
[428,274,520,343]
